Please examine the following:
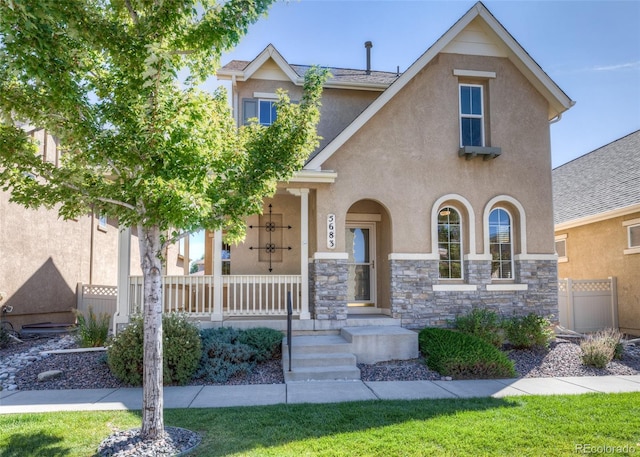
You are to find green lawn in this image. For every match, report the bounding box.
[2,393,639,456]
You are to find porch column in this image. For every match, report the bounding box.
[113,226,131,333]
[287,187,310,319]
[299,188,310,319]
[211,229,223,321]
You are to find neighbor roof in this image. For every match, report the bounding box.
[553,130,640,226]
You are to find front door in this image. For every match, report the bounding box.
[345,223,376,308]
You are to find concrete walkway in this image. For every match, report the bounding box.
[2,375,640,414]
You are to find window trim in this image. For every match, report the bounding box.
[242,97,278,126]
[555,234,568,263]
[459,83,485,148]
[431,195,476,282]
[222,242,231,275]
[97,214,108,232]
[437,206,464,280]
[482,195,527,259]
[488,207,514,280]
[623,218,640,255]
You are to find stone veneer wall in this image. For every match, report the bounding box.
[389,259,558,329]
[309,258,348,320]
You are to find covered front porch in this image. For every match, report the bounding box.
[113,184,319,330]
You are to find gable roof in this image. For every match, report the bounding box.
[305,1,574,170]
[217,44,399,91]
[553,130,640,228]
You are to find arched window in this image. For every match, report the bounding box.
[489,208,513,279]
[438,206,462,279]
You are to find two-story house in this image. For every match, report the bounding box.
[113,2,574,334]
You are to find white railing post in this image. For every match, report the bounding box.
[610,276,619,330]
[212,230,223,321]
[113,226,131,334]
[567,278,575,331]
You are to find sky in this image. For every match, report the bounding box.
[212,0,640,169]
[190,0,640,264]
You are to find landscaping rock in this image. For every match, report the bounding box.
[38,370,63,381]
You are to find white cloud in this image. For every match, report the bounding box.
[592,61,640,72]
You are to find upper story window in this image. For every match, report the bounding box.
[438,206,463,279]
[629,224,640,249]
[243,99,277,126]
[459,84,484,147]
[97,214,108,231]
[555,234,568,263]
[623,219,640,255]
[489,208,513,279]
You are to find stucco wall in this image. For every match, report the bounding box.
[0,193,127,329]
[234,76,380,152]
[316,53,554,257]
[204,193,303,276]
[556,212,640,335]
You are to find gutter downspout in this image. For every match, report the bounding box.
[549,113,562,124]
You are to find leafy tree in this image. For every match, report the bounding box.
[0,0,327,441]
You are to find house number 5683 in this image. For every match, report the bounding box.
[327,214,336,249]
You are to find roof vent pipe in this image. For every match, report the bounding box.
[365,41,372,75]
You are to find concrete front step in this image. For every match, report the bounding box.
[281,326,419,382]
[284,334,351,353]
[283,365,361,382]
[283,334,360,382]
[284,352,357,368]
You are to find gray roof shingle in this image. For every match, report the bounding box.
[219,60,400,86]
[553,130,640,225]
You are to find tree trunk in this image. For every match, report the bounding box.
[139,224,164,440]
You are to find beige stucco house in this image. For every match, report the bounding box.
[0,129,189,331]
[554,130,640,336]
[113,2,574,332]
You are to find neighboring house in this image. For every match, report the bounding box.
[114,2,574,331]
[553,130,640,336]
[0,127,188,331]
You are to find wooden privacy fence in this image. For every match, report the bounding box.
[77,283,118,320]
[558,278,618,333]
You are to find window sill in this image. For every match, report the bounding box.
[624,247,640,255]
[486,284,528,291]
[458,146,501,161]
[433,284,478,292]
[558,257,568,263]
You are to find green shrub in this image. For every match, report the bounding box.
[238,327,283,362]
[581,328,623,368]
[453,308,504,348]
[503,313,553,349]
[107,313,201,386]
[162,313,202,384]
[74,307,110,347]
[419,327,516,379]
[196,327,255,383]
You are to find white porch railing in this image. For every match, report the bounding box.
[128,275,301,317]
[223,275,301,316]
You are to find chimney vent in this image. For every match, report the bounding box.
[364,41,372,75]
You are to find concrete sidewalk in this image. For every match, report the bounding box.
[2,375,640,414]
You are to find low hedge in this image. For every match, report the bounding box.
[195,327,283,383]
[419,327,516,379]
[107,313,202,386]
